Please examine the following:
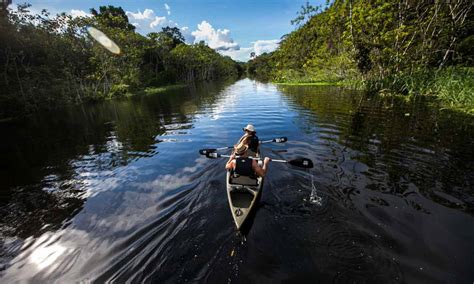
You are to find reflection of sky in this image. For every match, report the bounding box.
[207,80,279,121]
[3,107,211,280]
[196,80,290,147]
[3,80,284,280]
[3,156,207,281]
[5,80,298,282]
[3,80,241,279]
[29,235,70,272]
[209,87,240,120]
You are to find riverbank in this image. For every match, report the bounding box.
[0,83,190,123]
[143,84,188,95]
[273,68,474,114]
[275,82,343,86]
[365,68,474,114]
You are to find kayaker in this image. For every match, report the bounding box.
[236,124,259,154]
[225,144,271,177]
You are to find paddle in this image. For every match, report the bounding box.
[199,136,287,155]
[199,147,232,155]
[205,152,314,169]
[260,137,287,144]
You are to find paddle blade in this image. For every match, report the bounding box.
[273,137,288,143]
[199,149,216,155]
[288,158,314,168]
[206,152,221,159]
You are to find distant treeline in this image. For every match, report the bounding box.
[247,0,474,111]
[0,5,244,118]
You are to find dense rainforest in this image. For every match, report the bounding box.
[247,0,474,112]
[0,5,243,119]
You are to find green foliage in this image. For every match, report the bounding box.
[364,68,474,111]
[0,4,239,119]
[160,26,185,45]
[434,68,474,110]
[144,84,187,95]
[109,84,131,98]
[246,53,276,81]
[90,5,135,31]
[291,1,320,26]
[170,42,238,82]
[248,0,474,111]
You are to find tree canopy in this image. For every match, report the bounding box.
[247,0,474,82]
[0,4,241,119]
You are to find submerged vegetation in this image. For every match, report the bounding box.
[247,0,474,112]
[0,5,243,119]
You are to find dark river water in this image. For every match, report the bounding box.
[0,79,473,283]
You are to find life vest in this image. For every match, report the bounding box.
[248,135,259,152]
[234,157,254,176]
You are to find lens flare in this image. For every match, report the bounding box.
[86,26,121,54]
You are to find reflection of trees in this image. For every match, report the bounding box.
[0,80,230,240]
[0,183,85,239]
[279,85,473,212]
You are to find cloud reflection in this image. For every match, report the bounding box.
[30,241,68,271]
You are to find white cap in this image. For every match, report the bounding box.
[243,124,256,132]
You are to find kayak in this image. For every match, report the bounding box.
[200,137,313,230]
[226,152,264,230]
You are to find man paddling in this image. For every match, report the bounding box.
[225,144,270,177]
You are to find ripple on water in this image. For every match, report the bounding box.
[1,79,473,283]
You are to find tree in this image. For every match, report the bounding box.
[291,1,319,26]
[161,26,185,45]
[90,5,135,31]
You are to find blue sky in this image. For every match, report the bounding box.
[10,0,325,61]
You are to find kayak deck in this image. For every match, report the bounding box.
[226,161,263,230]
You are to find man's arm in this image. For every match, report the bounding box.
[253,157,270,177]
[225,154,235,170]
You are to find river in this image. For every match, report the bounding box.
[1,79,473,282]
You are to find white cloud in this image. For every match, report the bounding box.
[150,16,167,28]
[220,47,253,62]
[191,21,239,51]
[124,8,177,31]
[126,9,154,20]
[187,20,279,61]
[253,39,280,55]
[180,26,195,43]
[109,7,278,62]
[219,40,280,62]
[70,9,91,18]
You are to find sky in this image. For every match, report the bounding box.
[8,0,325,62]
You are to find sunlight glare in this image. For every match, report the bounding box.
[30,242,68,271]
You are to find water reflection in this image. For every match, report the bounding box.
[278,84,474,283]
[279,85,473,213]
[0,79,473,283]
[0,81,229,239]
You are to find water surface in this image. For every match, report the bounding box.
[1,79,473,282]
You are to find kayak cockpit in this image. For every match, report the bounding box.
[226,170,264,230]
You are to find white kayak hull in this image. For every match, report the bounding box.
[226,170,264,230]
